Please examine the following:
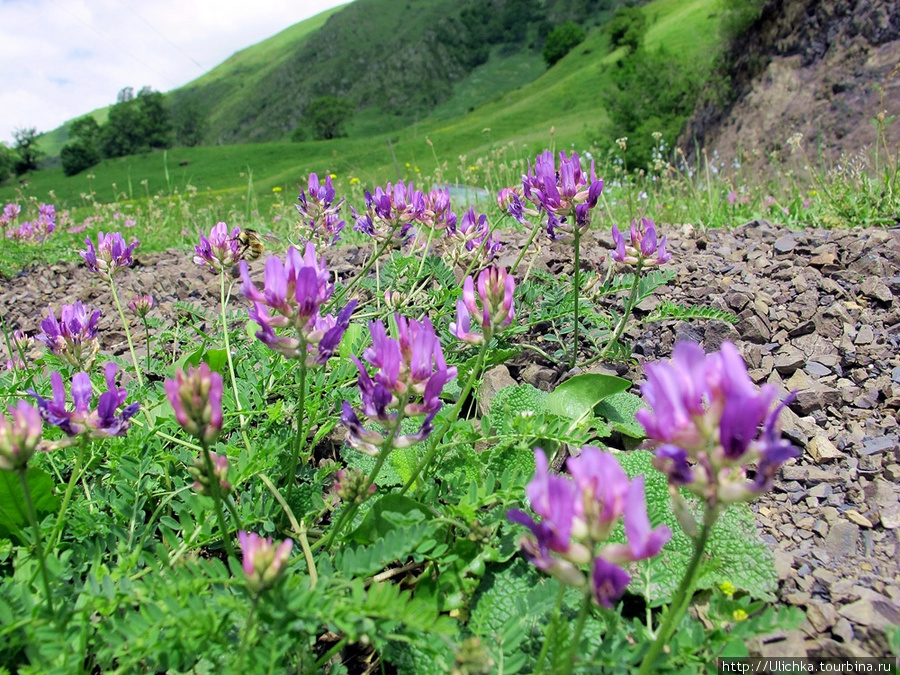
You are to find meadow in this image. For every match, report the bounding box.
[1,123,899,672]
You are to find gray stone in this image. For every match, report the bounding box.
[839,595,900,631]
[478,365,517,416]
[860,277,894,304]
[825,520,860,558]
[859,436,897,456]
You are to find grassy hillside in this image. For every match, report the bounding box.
[5,0,724,209]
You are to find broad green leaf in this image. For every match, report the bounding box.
[202,348,228,375]
[0,467,60,541]
[613,450,777,602]
[595,391,647,439]
[545,373,630,423]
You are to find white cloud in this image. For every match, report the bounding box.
[0,0,348,144]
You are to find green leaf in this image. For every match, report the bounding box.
[0,467,60,541]
[613,450,777,602]
[202,348,228,375]
[595,391,647,439]
[346,493,431,545]
[545,373,630,423]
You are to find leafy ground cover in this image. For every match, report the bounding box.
[1,138,899,673]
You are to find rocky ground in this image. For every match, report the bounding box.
[2,220,899,659]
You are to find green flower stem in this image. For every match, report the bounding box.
[330,230,398,312]
[18,468,55,616]
[510,221,543,276]
[534,585,566,675]
[637,515,714,675]
[219,271,252,454]
[109,279,143,388]
[224,496,243,532]
[570,227,583,371]
[310,636,348,674]
[142,319,151,374]
[201,442,236,560]
[399,335,492,495]
[283,349,308,510]
[563,591,593,675]
[238,595,259,671]
[50,437,88,549]
[598,260,643,361]
[315,396,409,552]
[258,472,316,588]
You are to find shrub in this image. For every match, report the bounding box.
[542,21,586,67]
[608,6,647,52]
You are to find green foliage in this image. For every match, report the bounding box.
[99,86,172,158]
[12,127,42,175]
[544,373,630,423]
[60,142,100,177]
[0,468,60,541]
[542,21,587,66]
[608,6,648,52]
[0,144,13,185]
[304,96,354,141]
[174,101,207,147]
[614,450,779,602]
[602,45,706,168]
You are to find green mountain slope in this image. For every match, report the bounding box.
[7,0,723,207]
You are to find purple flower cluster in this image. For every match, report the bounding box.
[238,531,293,595]
[28,363,140,445]
[129,294,155,319]
[5,203,57,243]
[450,266,515,345]
[443,206,501,265]
[518,151,604,240]
[296,173,346,247]
[240,243,356,365]
[508,447,671,607]
[194,222,242,273]
[189,451,231,496]
[341,315,457,456]
[79,231,138,280]
[639,341,799,506]
[0,401,43,472]
[351,180,424,246]
[5,330,33,372]
[37,302,102,371]
[611,218,671,267]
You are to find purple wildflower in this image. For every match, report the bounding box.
[640,341,800,505]
[611,218,671,267]
[129,294,155,319]
[0,401,43,472]
[449,266,515,345]
[164,363,223,445]
[238,531,293,595]
[341,315,457,456]
[443,206,501,265]
[351,180,423,246]
[240,243,356,365]
[296,173,346,247]
[507,446,671,607]
[80,231,138,280]
[28,363,140,444]
[194,222,242,273]
[521,151,603,239]
[36,301,102,371]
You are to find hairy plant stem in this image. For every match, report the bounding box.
[201,441,236,560]
[598,260,643,361]
[51,436,88,549]
[399,335,491,495]
[570,228,583,371]
[637,513,714,675]
[563,592,593,675]
[283,346,308,510]
[238,595,259,671]
[259,472,317,588]
[510,221,543,276]
[314,395,409,552]
[219,271,252,454]
[109,279,143,388]
[19,468,55,616]
[534,585,566,675]
[330,229,398,311]
[142,319,151,374]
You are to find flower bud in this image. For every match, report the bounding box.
[164,364,223,445]
[0,402,43,472]
[129,294,155,319]
[238,531,293,595]
[189,451,232,496]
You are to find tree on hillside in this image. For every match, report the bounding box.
[542,21,586,66]
[175,101,207,147]
[304,96,354,141]
[609,6,647,52]
[12,127,43,175]
[0,143,14,185]
[99,86,172,158]
[61,116,102,176]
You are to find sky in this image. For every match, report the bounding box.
[0,0,349,145]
